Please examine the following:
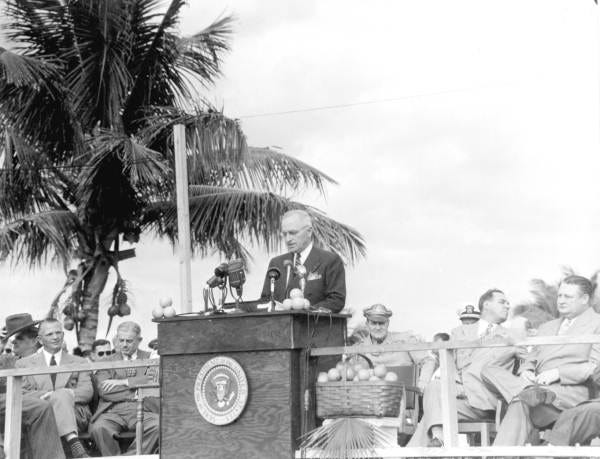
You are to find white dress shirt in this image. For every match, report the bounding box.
[42,348,62,366]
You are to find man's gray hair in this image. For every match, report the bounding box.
[117,321,141,337]
[282,209,313,228]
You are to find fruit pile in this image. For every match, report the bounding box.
[152,297,177,319]
[278,288,311,311]
[317,360,399,383]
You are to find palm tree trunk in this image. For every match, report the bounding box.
[78,256,111,352]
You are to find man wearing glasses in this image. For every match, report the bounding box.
[89,339,114,362]
[260,209,346,313]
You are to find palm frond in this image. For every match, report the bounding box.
[0,130,76,219]
[177,15,234,88]
[77,130,170,228]
[139,105,247,175]
[0,46,60,89]
[142,185,366,264]
[300,418,395,458]
[242,146,335,194]
[64,0,133,129]
[0,209,81,268]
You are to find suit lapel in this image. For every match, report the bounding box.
[56,351,72,389]
[303,247,322,274]
[30,353,51,390]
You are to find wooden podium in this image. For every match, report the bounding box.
[157,311,348,459]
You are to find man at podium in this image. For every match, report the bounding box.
[260,209,346,313]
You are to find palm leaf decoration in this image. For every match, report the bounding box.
[299,418,395,458]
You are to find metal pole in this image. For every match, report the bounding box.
[174,124,192,313]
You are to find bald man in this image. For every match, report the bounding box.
[260,209,346,313]
[89,321,158,456]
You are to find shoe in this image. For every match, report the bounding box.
[427,437,444,447]
[518,385,556,408]
[67,438,89,458]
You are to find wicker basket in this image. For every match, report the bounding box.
[316,380,403,418]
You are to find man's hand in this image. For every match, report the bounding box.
[521,370,537,384]
[101,379,128,392]
[515,346,530,360]
[40,391,53,400]
[536,369,560,385]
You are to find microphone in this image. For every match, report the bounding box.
[267,267,281,280]
[267,267,281,311]
[283,259,293,292]
[227,259,246,297]
[206,262,228,288]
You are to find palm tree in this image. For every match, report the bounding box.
[0,0,365,351]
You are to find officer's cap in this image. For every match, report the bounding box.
[363,304,392,320]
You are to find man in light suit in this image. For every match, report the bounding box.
[260,209,346,312]
[546,364,600,445]
[16,318,91,458]
[408,288,520,447]
[482,275,600,445]
[0,314,66,459]
[89,321,159,455]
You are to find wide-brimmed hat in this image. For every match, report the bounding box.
[5,314,40,339]
[459,305,481,321]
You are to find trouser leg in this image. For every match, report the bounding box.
[548,402,600,446]
[124,411,160,454]
[47,388,77,437]
[89,412,126,456]
[20,395,66,459]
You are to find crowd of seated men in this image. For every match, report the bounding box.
[350,274,600,448]
[0,316,158,459]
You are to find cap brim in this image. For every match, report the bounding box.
[460,314,480,320]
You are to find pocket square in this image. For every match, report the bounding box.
[307,272,322,281]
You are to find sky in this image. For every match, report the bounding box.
[1,0,600,348]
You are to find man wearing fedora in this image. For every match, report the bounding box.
[0,313,65,459]
[16,318,92,458]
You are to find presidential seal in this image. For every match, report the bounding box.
[194,356,249,425]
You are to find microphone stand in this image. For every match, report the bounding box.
[270,278,276,312]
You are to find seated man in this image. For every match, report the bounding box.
[408,288,520,447]
[349,304,436,390]
[16,318,92,458]
[546,364,600,445]
[482,275,600,446]
[11,325,41,359]
[0,314,66,459]
[89,321,159,456]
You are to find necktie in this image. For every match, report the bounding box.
[483,323,494,338]
[295,253,302,270]
[559,318,572,336]
[49,355,57,389]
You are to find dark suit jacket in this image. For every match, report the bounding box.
[260,246,346,313]
[91,349,154,423]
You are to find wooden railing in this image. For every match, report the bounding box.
[303,334,600,458]
[0,358,159,459]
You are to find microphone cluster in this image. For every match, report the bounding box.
[204,259,247,312]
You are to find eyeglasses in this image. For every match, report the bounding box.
[96,350,115,357]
